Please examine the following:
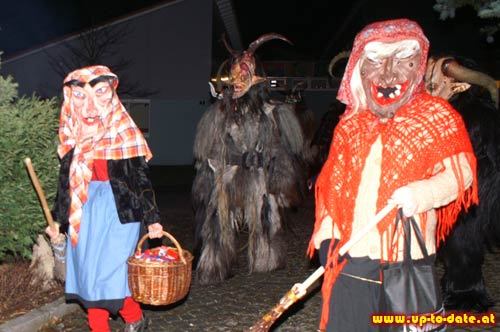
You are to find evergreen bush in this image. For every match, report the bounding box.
[0,58,60,261]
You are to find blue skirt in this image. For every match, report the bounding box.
[65,181,140,313]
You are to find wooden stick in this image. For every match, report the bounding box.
[338,201,396,256]
[24,158,57,231]
[248,202,396,331]
[293,202,396,296]
[297,266,325,292]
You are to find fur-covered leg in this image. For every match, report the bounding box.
[195,212,238,285]
[439,217,494,312]
[193,160,239,285]
[248,194,286,273]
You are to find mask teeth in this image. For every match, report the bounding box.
[377,84,402,98]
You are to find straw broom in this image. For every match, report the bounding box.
[24,157,66,282]
[248,203,396,332]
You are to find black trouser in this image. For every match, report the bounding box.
[325,255,382,332]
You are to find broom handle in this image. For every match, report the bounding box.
[248,202,397,331]
[298,266,325,291]
[24,158,57,231]
[298,202,396,293]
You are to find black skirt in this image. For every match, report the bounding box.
[325,255,382,332]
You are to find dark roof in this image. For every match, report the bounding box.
[230,0,497,59]
[0,0,169,59]
[2,0,499,75]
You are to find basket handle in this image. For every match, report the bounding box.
[136,231,187,265]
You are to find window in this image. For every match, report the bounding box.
[267,77,335,91]
[122,99,150,137]
[310,78,329,90]
[268,77,287,90]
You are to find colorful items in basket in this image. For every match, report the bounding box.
[134,246,180,262]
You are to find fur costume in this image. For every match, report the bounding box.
[311,100,345,172]
[192,34,306,285]
[425,56,500,312]
[283,82,317,188]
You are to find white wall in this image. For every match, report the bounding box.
[148,99,206,165]
[1,0,213,165]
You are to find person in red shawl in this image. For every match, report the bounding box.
[308,19,477,331]
[45,66,163,332]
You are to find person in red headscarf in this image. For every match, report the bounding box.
[45,66,163,332]
[308,19,477,331]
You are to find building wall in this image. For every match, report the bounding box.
[1,0,213,165]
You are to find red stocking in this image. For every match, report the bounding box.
[119,297,143,323]
[87,307,110,332]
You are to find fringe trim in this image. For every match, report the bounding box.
[436,152,478,246]
[319,242,347,330]
[309,179,349,329]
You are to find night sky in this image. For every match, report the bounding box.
[1,0,498,75]
[0,0,166,57]
[229,0,498,62]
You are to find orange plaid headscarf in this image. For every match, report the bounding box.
[58,66,152,246]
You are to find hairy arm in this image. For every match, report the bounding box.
[274,103,304,156]
[193,104,221,168]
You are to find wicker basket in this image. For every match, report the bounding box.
[128,231,193,305]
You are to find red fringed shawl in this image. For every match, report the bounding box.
[308,93,477,329]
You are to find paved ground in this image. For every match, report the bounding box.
[49,167,500,331]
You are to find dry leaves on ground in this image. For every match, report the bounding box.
[0,261,63,324]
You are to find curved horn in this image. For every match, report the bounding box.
[216,59,229,92]
[208,82,219,99]
[247,33,292,55]
[443,59,499,109]
[221,33,239,57]
[328,51,351,78]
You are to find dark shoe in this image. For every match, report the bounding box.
[123,316,150,332]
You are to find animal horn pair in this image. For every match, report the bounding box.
[442,59,499,109]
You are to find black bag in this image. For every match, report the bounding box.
[380,210,444,328]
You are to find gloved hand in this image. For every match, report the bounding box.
[389,186,417,217]
[148,222,163,239]
[45,223,60,242]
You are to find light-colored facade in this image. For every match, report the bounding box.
[1,0,213,165]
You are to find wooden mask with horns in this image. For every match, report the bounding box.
[223,33,292,99]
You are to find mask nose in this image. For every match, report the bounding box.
[83,97,97,118]
[381,59,397,85]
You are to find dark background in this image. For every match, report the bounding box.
[1,0,498,74]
